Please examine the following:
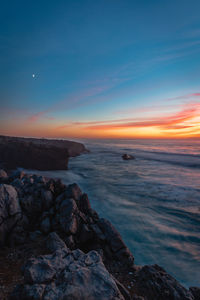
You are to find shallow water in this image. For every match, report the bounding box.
[27,139,200,287]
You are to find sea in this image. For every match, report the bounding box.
[26,138,200,288]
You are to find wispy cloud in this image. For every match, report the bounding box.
[56,101,200,138]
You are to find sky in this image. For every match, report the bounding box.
[0,0,200,139]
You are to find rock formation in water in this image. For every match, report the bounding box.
[122,154,135,160]
[0,135,88,170]
[0,169,199,300]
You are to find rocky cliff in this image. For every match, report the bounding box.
[0,170,199,300]
[0,135,87,170]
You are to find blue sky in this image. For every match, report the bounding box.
[0,0,200,138]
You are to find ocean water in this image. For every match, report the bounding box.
[27,139,200,287]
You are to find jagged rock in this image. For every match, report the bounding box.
[79,193,92,212]
[46,232,68,253]
[133,264,194,300]
[0,184,22,246]
[65,183,82,203]
[58,198,78,234]
[189,287,200,300]
[11,249,125,300]
[98,218,134,266]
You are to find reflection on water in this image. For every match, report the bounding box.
[25,139,200,287]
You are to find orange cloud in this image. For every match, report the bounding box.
[55,102,200,138]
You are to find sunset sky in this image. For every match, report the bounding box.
[0,0,200,139]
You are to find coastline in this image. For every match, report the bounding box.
[0,168,199,300]
[0,135,88,171]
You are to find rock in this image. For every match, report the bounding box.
[58,198,78,234]
[133,264,194,300]
[23,257,57,284]
[0,135,87,170]
[78,223,94,243]
[0,184,22,246]
[65,183,82,203]
[79,193,92,212]
[8,224,27,246]
[41,190,53,210]
[10,170,25,180]
[132,296,144,300]
[46,232,68,253]
[29,231,43,242]
[98,218,134,266]
[189,287,200,300]
[16,249,125,300]
[40,217,51,234]
[113,278,131,300]
[0,169,8,181]
[90,223,105,241]
[122,154,135,160]
[65,235,75,248]
[10,283,46,300]
[65,216,78,235]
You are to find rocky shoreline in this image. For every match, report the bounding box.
[0,135,88,170]
[0,169,199,300]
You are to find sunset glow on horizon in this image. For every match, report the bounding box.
[1,1,200,139]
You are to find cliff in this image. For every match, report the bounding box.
[0,170,199,300]
[0,135,88,170]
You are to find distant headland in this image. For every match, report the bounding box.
[0,135,88,171]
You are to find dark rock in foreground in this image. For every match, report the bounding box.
[11,249,125,300]
[0,169,199,300]
[132,264,195,300]
[0,135,88,170]
[122,154,135,160]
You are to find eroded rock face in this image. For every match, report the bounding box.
[133,264,194,300]
[11,250,125,300]
[0,135,88,170]
[0,184,22,246]
[0,170,134,268]
[1,170,198,300]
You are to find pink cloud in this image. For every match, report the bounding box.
[27,111,55,122]
[66,102,200,132]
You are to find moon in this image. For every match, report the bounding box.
[32,74,35,78]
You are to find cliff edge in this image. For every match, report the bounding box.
[0,135,88,170]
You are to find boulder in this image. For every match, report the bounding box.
[11,249,125,300]
[45,232,68,253]
[133,264,194,300]
[0,184,22,246]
